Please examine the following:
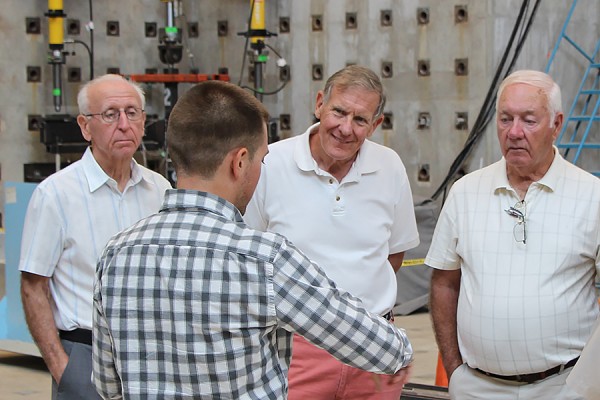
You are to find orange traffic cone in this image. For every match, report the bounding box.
[435,352,448,387]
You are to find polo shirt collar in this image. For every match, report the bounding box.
[535,146,562,192]
[293,122,379,179]
[493,145,561,193]
[82,147,147,193]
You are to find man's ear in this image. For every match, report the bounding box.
[552,112,563,141]
[314,90,325,120]
[230,147,249,180]
[368,114,385,137]
[77,114,92,142]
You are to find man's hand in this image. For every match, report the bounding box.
[371,364,412,391]
[391,364,412,386]
[50,355,69,384]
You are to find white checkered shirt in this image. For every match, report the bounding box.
[426,151,600,375]
[93,189,413,399]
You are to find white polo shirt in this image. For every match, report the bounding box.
[426,149,600,375]
[19,147,171,331]
[244,123,420,315]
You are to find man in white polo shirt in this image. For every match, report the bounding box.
[19,74,171,399]
[244,65,419,399]
[426,69,600,399]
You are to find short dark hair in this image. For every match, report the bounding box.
[167,81,269,178]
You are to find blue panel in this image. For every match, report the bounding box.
[2,182,37,344]
[0,298,6,338]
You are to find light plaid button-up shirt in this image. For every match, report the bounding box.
[93,189,413,400]
[19,147,171,331]
[426,150,600,375]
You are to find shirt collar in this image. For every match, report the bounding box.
[293,122,379,180]
[535,146,562,192]
[493,145,561,194]
[82,147,147,193]
[161,189,243,223]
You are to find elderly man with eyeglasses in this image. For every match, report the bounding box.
[19,74,171,399]
[426,70,600,399]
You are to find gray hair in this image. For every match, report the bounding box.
[496,70,562,127]
[322,65,386,119]
[77,74,145,114]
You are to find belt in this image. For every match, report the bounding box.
[382,310,394,321]
[59,328,92,346]
[475,357,579,384]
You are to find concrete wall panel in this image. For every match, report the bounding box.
[1,0,599,227]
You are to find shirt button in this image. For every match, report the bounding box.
[336,196,340,201]
[329,178,334,184]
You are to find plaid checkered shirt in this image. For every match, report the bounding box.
[93,189,413,399]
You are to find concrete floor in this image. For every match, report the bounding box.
[0,312,439,399]
[0,351,49,399]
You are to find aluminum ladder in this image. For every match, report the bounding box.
[545,0,600,176]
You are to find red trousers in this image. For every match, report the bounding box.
[287,334,405,400]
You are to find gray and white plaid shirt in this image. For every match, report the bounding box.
[93,189,413,399]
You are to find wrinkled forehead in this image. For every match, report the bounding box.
[498,83,548,113]
[91,80,142,108]
[327,86,381,114]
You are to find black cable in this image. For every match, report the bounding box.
[237,0,255,86]
[473,2,533,127]
[265,42,282,59]
[241,80,288,96]
[89,0,94,79]
[236,1,289,97]
[447,0,536,179]
[507,0,541,73]
[421,0,540,205]
[240,50,290,95]
[66,39,93,80]
[471,1,529,136]
[464,0,540,180]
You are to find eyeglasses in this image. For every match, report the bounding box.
[504,200,526,244]
[84,107,144,124]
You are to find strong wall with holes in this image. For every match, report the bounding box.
[1,0,598,227]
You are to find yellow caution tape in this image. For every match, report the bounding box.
[401,258,426,267]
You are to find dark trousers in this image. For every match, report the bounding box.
[52,339,102,400]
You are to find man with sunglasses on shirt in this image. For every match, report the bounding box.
[19,74,171,399]
[426,69,600,399]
